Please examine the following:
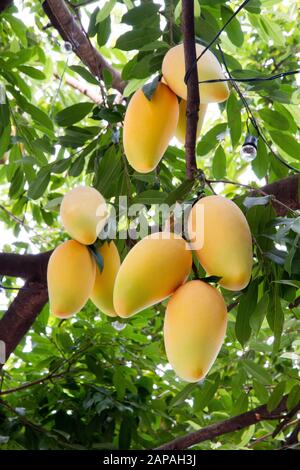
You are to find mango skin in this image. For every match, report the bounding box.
[123,83,179,173]
[175,100,207,144]
[60,186,108,245]
[188,195,253,291]
[162,43,229,103]
[47,240,96,318]
[113,232,192,318]
[164,280,227,382]
[90,241,121,317]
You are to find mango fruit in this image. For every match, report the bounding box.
[175,100,207,144]
[164,280,227,382]
[113,232,192,318]
[60,186,108,245]
[188,195,253,291]
[90,241,121,317]
[123,82,179,173]
[162,43,229,103]
[47,240,96,318]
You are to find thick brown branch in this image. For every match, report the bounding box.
[182,0,199,180]
[0,280,48,362]
[0,251,51,281]
[156,395,293,450]
[42,0,126,93]
[261,175,300,215]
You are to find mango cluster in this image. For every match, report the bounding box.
[47,185,252,383]
[47,186,120,318]
[123,43,229,173]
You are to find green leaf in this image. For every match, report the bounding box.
[164,179,195,205]
[272,291,284,354]
[23,102,54,131]
[89,247,104,273]
[68,155,85,177]
[284,234,299,276]
[96,0,116,24]
[122,3,160,26]
[212,145,226,178]
[69,65,99,85]
[4,14,27,47]
[287,385,300,411]
[115,28,161,51]
[97,16,111,47]
[253,380,269,404]
[267,382,286,412]
[134,190,168,205]
[142,76,160,101]
[251,138,269,178]
[27,168,50,200]
[226,92,241,148]
[55,102,94,127]
[0,125,11,159]
[235,281,259,346]
[118,416,133,450]
[197,123,227,156]
[169,383,198,408]
[9,166,24,199]
[242,359,272,386]
[269,131,300,161]
[17,66,46,80]
[221,6,244,47]
[250,292,269,335]
[194,377,220,411]
[259,108,289,131]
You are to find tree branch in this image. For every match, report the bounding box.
[182,0,199,180]
[0,251,51,281]
[54,72,102,104]
[0,280,48,363]
[156,395,295,450]
[42,0,126,94]
[260,175,300,215]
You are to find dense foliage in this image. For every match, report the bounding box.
[0,0,299,450]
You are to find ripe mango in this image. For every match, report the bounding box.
[60,186,108,245]
[188,195,253,291]
[164,280,227,382]
[123,82,179,173]
[162,43,229,103]
[90,241,121,317]
[113,232,192,318]
[175,100,207,144]
[47,240,96,318]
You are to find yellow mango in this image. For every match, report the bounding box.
[113,232,192,318]
[60,186,108,245]
[90,241,121,317]
[164,280,227,382]
[175,100,207,144]
[162,43,229,103]
[188,195,253,291]
[47,240,96,318]
[123,82,179,173]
